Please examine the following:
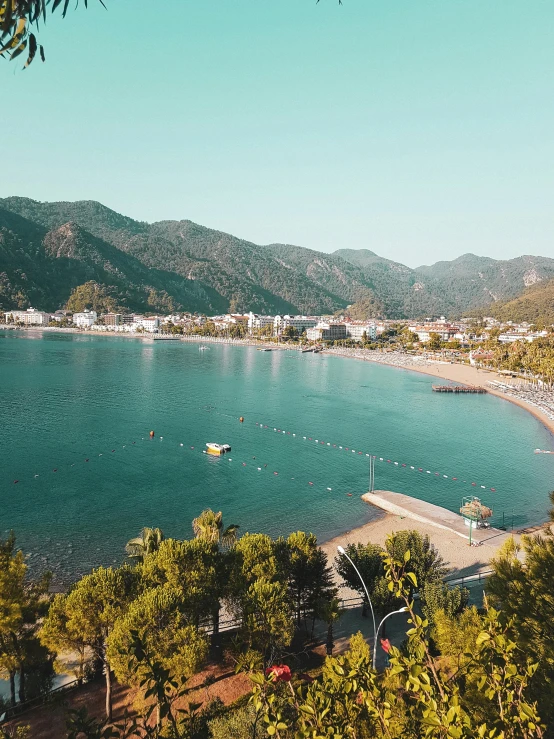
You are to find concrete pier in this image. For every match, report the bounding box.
[361,490,508,544]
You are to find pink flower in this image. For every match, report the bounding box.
[380,638,391,654]
[265,664,292,682]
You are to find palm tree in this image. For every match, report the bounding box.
[192,509,239,656]
[318,596,344,656]
[125,527,164,562]
[192,509,239,549]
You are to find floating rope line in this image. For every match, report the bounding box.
[8,415,497,494]
[252,420,498,492]
[8,434,356,495]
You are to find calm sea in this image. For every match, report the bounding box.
[1,331,553,582]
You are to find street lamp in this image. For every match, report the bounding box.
[337,545,377,657]
[372,607,408,669]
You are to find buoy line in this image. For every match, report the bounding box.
[252,420,498,493]
[7,412,497,494]
[7,433,354,495]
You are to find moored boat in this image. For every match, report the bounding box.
[206,443,231,455]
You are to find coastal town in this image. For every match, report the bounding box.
[3,306,551,346]
[4,306,554,428]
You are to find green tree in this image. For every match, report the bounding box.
[192,509,239,549]
[0,533,50,706]
[39,593,89,685]
[55,565,139,721]
[277,531,335,629]
[335,542,384,617]
[107,587,207,724]
[208,703,265,739]
[487,532,554,730]
[232,533,281,587]
[140,538,222,628]
[282,326,298,341]
[420,580,469,628]
[427,331,442,350]
[125,527,165,563]
[433,605,482,671]
[317,596,344,656]
[0,533,26,706]
[385,530,448,593]
[242,579,294,665]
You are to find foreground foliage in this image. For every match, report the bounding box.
[251,545,544,739]
[1,510,552,738]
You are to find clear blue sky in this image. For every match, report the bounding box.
[1,0,553,266]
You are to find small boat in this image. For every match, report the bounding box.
[199,345,208,351]
[534,449,554,454]
[206,443,231,456]
[257,348,272,352]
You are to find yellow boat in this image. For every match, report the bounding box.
[206,443,231,456]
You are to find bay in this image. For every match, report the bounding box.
[1,331,553,584]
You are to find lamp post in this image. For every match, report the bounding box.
[372,607,408,669]
[337,545,377,657]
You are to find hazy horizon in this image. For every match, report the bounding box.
[2,0,554,267]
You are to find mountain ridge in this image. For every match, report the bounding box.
[1,196,553,318]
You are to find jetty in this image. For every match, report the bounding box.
[360,490,508,545]
[432,385,486,393]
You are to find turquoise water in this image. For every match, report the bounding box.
[1,331,553,583]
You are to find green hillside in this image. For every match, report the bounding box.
[415,252,554,312]
[1,196,553,318]
[0,207,224,314]
[483,278,554,325]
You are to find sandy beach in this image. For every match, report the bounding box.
[320,493,519,593]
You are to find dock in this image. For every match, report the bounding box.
[360,490,508,544]
[432,385,486,393]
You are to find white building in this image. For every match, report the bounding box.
[274,315,318,336]
[306,322,347,341]
[248,313,275,333]
[50,310,72,323]
[408,322,459,343]
[345,322,377,342]
[5,308,51,325]
[132,316,160,333]
[73,310,98,328]
[498,331,548,344]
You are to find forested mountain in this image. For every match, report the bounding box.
[0,207,224,314]
[333,248,453,317]
[479,278,554,326]
[415,253,554,312]
[1,196,552,317]
[0,197,378,315]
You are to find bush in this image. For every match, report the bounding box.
[208,703,265,739]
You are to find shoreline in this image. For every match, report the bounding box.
[0,326,295,350]
[320,490,521,582]
[5,328,552,560]
[322,347,554,439]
